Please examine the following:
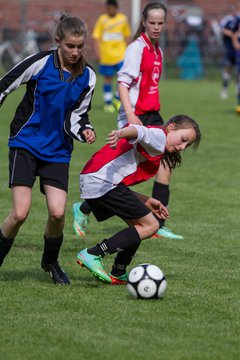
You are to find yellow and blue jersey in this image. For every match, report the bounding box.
[92,12,131,65]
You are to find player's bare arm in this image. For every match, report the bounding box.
[132,191,169,220]
[106,125,138,148]
[118,83,142,125]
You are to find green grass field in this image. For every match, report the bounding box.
[0,78,239,360]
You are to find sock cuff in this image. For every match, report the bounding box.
[99,226,141,256]
[80,201,91,215]
[127,226,141,245]
[0,229,14,243]
[43,234,63,252]
[112,263,126,271]
[44,234,63,243]
[42,234,63,264]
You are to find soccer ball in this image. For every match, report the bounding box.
[127,263,167,299]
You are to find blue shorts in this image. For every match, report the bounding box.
[99,61,124,77]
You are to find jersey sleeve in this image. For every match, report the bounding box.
[64,66,96,142]
[92,16,103,40]
[130,124,166,155]
[220,15,238,32]
[0,51,50,107]
[117,41,143,88]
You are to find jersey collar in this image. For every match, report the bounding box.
[141,33,159,53]
[53,49,61,69]
[53,49,77,83]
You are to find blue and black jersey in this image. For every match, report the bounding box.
[0,50,96,163]
[220,14,240,56]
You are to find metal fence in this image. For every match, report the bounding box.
[0,3,225,80]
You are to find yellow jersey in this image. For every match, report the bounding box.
[92,13,131,65]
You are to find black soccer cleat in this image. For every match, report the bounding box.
[41,260,70,285]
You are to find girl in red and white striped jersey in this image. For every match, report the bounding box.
[76,115,201,284]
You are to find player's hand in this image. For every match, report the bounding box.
[127,113,143,125]
[145,197,169,220]
[83,129,96,144]
[106,130,119,148]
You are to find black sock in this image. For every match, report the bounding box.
[110,242,141,277]
[80,201,91,215]
[152,182,170,227]
[88,227,141,257]
[0,229,14,266]
[42,234,63,264]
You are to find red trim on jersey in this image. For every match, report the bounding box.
[121,126,167,186]
[81,140,133,174]
[118,81,130,88]
[81,125,167,188]
[121,146,162,186]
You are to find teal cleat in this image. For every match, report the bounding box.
[109,272,128,285]
[152,226,184,240]
[72,202,89,237]
[76,248,111,283]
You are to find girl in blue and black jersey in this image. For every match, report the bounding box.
[0,15,96,284]
[232,22,240,112]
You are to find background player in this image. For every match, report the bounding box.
[219,4,240,100]
[92,0,131,113]
[117,1,183,240]
[232,21,240,112]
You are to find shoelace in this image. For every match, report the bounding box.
[79,215,89,227]
[94,255,105,269]
[162,226,171,233]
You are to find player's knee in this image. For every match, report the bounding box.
[150,219,160,237]
[12,209,29,225]
[49,209,65,223]
[144,217,159,238]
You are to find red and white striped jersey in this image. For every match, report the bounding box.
[117,33,163,124]
[80,125,167,199]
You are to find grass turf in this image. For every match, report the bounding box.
[0,79,239,360]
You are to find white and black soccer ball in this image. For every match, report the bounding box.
[127,263,167,299]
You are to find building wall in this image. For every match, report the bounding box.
[0,0,236,33]
[0,0,237,75]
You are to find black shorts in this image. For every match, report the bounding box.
[86,185,150,222]
[139,111,164,126]
[9,148,69,194]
